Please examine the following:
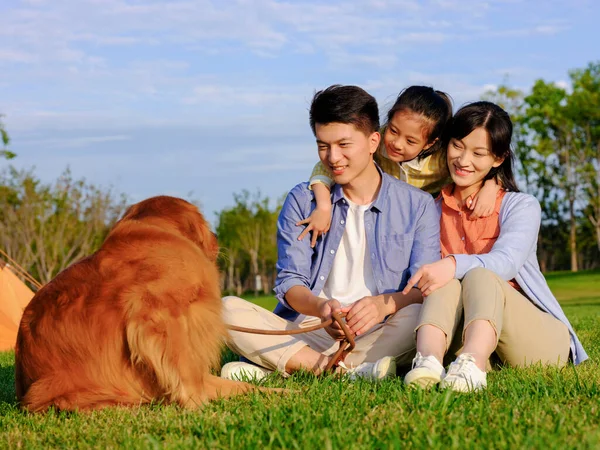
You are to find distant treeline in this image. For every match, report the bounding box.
[0,62,597,294]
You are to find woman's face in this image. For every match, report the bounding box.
[447,127,504,188]
[383,111,433,163]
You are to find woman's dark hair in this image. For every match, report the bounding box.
[385,85,453,159]
[445,101,520,192]
[309,85,379,136]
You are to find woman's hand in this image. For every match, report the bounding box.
[402,257,456,297]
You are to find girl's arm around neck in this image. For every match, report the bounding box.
[452,193,541,281]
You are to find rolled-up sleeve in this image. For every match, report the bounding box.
[273,184,315,310]
[408,195,441,278]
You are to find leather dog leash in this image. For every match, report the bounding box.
[226,311,356,372]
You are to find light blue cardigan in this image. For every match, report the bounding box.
[443,191,588,365]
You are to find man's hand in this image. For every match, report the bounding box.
[402,257,456,297]
[341,296,387,337]
[318,298,344,340]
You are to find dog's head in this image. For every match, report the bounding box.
[120,196,218,261]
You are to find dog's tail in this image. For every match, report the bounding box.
[179,374,281,408]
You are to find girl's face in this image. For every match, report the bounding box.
[383,110,434,163]
[447,127,504,189]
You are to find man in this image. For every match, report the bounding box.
[221,85,440,381]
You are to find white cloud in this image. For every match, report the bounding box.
[18,135,131,149]
[184,84,303,106]
[0,50,38,64]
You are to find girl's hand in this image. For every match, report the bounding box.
[469,179,501,219]
[402,257,456,297]
[296,206,331,248]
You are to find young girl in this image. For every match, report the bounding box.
[402,101,588,392]
[298,86,499,246]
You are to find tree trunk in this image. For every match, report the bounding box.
[227,254,236,293]
[569,197,578,272]
[564,142,578,272]
[234,268,242,296]
[249,248,259,296]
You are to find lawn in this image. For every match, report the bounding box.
[1,271,599,449]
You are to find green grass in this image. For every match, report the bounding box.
[240,294,278,311]
[1,271,599,449]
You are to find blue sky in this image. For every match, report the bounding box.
[1,0,599,226]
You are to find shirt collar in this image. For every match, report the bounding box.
[403,156,427,171]
[441,184,505,213]
[440,184,465,212]
[331,164,387,212]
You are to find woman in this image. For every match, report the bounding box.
[401,101,588,392]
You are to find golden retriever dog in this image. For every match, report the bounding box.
[15,196,258,412]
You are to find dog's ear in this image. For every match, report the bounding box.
[183,209,219,262]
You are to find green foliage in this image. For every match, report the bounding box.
[0,116,16,160]
[0,167,128,284]
[484,61,600,270]
[216,189,282,295]
[0,271,599,448]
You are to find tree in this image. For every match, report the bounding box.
[568,62,600,252]
[216,206,245,295]
[521,80,586,272]
[482,66,600,271]
[0,167,127,284]
[0,115,16,160]
[216,190,281,296]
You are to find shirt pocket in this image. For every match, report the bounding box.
[381,234,413,273]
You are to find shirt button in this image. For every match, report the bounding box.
[340,220,345,225]
[330,249,335,254]
[371,253,375,258]
[319,275,325,280]
[458,212,462,216]
[461,237,465,241]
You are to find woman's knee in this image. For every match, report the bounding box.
[462,267,498,287]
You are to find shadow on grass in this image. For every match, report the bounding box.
[0,363,17,406]
[561,299,600,308]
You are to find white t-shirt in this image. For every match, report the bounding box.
[318,196,378,306]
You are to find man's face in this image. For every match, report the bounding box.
[315,122,379,186]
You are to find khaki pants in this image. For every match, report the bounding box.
[417,268,570,368]
[222,296,421,374]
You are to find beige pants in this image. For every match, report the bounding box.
[222,296,421,374]
[418,268,571,368]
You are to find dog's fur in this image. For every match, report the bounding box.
[15,196,257,412]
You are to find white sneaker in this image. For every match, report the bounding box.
[339,356,396,381]
[440,353,487,392]
[404,352,446,388]
[220,361,273,382]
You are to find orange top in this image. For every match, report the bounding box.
[439,185,520,290]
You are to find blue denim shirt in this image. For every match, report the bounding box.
[273,167,441,321]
